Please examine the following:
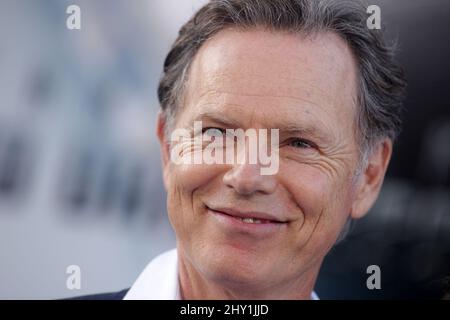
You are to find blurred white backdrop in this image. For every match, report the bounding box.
[0,0,206,299]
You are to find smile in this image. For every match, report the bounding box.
[206,205,287,235]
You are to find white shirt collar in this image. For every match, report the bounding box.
[124,248,319,300]
[124,249,180,300]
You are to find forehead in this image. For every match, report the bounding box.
[181,28,358,140]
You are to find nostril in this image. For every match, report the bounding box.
[223,165,278,196]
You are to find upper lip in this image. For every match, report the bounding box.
[207,205,287,223]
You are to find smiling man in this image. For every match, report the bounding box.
[84,0,406,300]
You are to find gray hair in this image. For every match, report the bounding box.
[157,0,406,161]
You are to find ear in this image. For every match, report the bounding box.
[350,138,392,219]
[156,111,171,190]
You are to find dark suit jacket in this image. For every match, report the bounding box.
[68,288,130,300]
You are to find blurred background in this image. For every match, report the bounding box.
[0,0,448,299]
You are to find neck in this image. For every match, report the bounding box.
[177,249,318,300]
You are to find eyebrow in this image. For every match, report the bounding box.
[192,112,242,128]
[276,124,332,145]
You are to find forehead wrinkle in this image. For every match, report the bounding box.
[191,85,334,124]
[193,71,336,108]
[187,89,339,137]
[187,67,352,128]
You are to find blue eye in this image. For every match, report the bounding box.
[288,138,313,149]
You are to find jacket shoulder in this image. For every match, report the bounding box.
[67,288,130,300]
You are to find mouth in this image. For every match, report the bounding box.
[225,216,274,224]
[209,208,284,224]
[206,205,288,234]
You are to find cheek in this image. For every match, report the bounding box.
[169,163,216,192]
[280,163,353,240]
[166,163,223,233]
[280,163,331,217]
[279,163,355,267]
[284,161,355,212]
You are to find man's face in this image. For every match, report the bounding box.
[159,29,364,290]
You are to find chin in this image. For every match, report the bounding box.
[208,263,267,289]
[197,243,272,286]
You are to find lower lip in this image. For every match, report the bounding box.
[207,207,286,235]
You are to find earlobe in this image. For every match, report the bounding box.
[350,139,392,219]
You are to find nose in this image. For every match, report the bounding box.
[222,141,278,196]
[223,163,278,195]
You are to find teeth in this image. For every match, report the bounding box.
[240,217,263,224]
